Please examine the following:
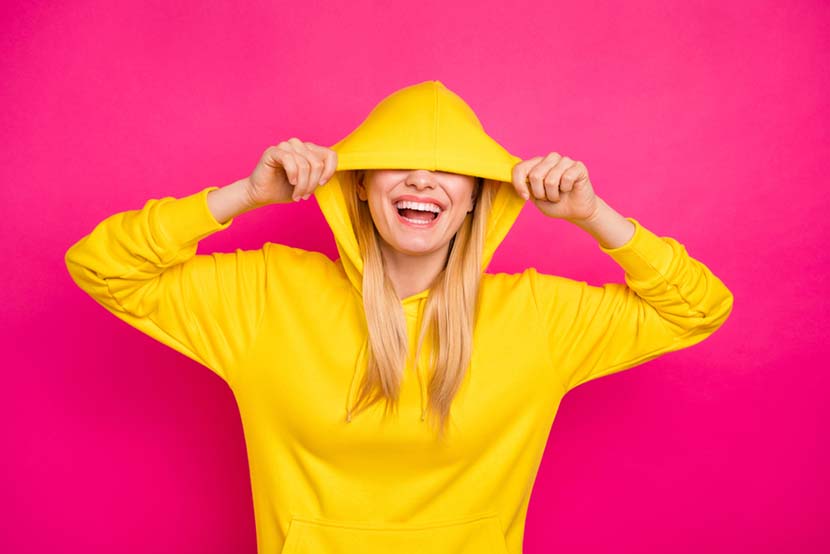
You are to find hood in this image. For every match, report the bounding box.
[311,80,526,423]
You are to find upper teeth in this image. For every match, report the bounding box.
[395,200,442,213]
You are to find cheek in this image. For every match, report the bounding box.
[369,198,391,227]
[450,186,475,209]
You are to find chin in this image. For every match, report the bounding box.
[391,242,443,256]
[384,235,447,256]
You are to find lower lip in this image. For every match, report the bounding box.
[395,209,442,228]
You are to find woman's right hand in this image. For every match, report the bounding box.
[247,138,338,205]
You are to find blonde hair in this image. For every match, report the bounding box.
[341,170,494,439]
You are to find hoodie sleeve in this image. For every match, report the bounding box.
[528,216,734,393]
[64,186,267,386]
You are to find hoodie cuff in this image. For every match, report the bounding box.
[597,216,675,281]
[156,186,234,247]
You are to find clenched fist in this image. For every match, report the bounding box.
[247,138,338,205]
[511,153,600,222]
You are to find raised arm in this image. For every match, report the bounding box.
[530,210,733,392]
[512,152,734,392]
[64,178,268,385]
[64,140,338,386]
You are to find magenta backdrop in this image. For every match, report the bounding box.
[2,1,826,552]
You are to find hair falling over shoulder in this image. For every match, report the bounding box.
[342,170,493,439]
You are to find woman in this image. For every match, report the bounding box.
[65,80,733,554]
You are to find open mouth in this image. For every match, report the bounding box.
[394,201,442,226]
[397,207,439,223]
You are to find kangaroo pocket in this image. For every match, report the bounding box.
[280,512,509,554]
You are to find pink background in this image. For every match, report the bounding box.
[2,1,826,552]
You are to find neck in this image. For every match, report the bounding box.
[379,241,450,300]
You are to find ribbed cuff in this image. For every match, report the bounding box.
[598,217,675,281]
[156,186,234,247]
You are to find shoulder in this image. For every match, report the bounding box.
[263,242,348,286]
[479,269,538,312]
[481,268,575,307]
[481,267,544,291]
[264,242,336,266]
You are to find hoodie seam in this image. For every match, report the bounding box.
[527,269,569,394]
[432,84,439,167]
[229,242,271,391]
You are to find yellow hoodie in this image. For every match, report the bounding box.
[65,80,734,553]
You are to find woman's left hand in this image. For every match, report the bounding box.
[512,153,600,222]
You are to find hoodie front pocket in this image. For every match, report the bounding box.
[280,512,509,554]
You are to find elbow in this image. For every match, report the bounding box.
[64,243,82,284]
[671,284,735,337]
[64,239,105,296]
[64,240,90,287]
[700,286,735,334]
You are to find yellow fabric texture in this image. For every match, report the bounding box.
[65,80,734,553]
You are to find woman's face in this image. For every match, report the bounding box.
[357,169,478,257]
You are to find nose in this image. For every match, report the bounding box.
[405,169,437,190]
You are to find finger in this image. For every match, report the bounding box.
[303,142,326,196]
[306,143,337,186]
[559,162,586,193]
[511,164,528,199]
[286,139,312,199]
[528,153,561,200]
[273,145,299,186]
[512,157,543,199]
[543,175,560,202]
[293,152,311,200]
[319,149,337,185]
[544,156,574,202]
[281,149,309,201]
